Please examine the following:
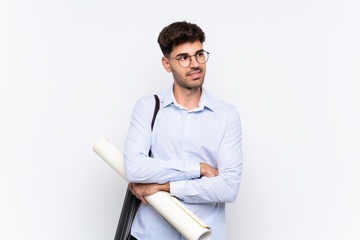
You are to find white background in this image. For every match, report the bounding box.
[1,0,359,239]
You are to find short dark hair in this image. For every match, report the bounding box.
[157,21,206,57]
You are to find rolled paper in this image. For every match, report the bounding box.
[93,137,212,240]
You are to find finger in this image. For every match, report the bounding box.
[129,183,138,195]
[141,196,149,204]
[130,189,135,195]
[139,196,147,204]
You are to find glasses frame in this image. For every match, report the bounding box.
[166,50,210,68]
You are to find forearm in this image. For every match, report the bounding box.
[126,156,217,185]
[124,154,199,184]
[170,168,242,203]
[129,182,170,204]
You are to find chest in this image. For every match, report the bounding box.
[151,107,226,165]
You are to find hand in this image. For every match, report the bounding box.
[128,182,170,204]
[200,162,218,178]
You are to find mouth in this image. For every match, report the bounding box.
[187,69,202,79]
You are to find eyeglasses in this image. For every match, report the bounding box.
[166,50,209,68]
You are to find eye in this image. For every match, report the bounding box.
[177,55,188,61]
[196,52,204,57]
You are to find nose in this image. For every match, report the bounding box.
[189,55,200,68]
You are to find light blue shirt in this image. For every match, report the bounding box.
[124,87,243,240]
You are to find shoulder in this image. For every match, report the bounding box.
[207,93,240,119]
[134,88,169,110]
[132,95,158,117]
[135,94,157,106]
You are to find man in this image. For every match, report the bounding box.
[124,21,243,240]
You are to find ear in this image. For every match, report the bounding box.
[162,57,172,73]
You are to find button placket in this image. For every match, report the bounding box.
[182,112,191,161]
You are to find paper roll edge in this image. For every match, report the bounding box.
[93,137,126,179]
[93,137,110,155]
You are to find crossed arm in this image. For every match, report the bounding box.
[124,98,242,204]
[128,163,218,204]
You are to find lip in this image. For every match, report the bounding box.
[187,70,202,79]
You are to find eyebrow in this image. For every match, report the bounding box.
[175,49,204,58]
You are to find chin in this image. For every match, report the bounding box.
[191,81,204,89]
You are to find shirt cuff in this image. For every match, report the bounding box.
[170,162,200,199]
[170,180,186,199]
[184,161,200,179]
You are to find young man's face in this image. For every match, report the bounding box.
[162,40,206,90]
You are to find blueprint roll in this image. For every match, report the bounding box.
[93,137,212,240]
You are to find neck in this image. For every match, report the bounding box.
[173,84,202,111]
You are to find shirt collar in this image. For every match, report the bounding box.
[162,85,215,112]
[199,88,215,111]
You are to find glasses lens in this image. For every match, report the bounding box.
[176,51,209,68]
[178,56,190,68]
[196,51,209,64]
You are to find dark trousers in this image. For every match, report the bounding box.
[130,236,137,240]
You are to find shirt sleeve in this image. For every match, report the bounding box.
[124,96,200,184]
[170,106,243,203]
